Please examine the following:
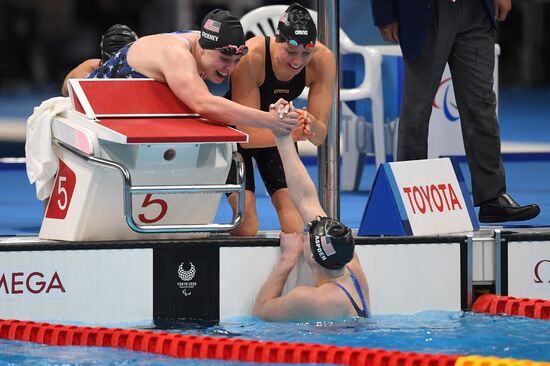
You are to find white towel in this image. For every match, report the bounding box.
[25,97,72,200]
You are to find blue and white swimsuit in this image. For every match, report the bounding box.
[87,31,195,79]
[87,43,145,79]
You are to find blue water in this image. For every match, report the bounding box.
[0,311,549,365]
[0,340,265,366]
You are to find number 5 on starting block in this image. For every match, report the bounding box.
[359,158,479,236]
[45,160,76,220]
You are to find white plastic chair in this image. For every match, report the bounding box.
[239,5,386,167]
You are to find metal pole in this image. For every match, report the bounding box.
[317,0,340,219]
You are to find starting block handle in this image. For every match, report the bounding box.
[53,139,245,233]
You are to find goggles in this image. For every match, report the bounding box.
[307,216,327,231]
[216,44,249,56]
[278,32,315,48]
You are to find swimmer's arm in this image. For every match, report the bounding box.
[254,285,341,321]
[61,59,101,97]
[304,47,336,146]
[275,133,325,223]
[160,46,297,134]
[254,232,326,321]
[252,253,298,320]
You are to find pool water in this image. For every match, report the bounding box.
[0,311,548,365]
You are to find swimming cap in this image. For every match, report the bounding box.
[308,217,354,270]
[276,3,316,48]
[199,9,247,55]
[100,24,139,65]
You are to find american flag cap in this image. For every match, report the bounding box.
[199,9,246,51]
[204,19,221,33]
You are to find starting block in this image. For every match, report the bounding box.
[40,79,247,241]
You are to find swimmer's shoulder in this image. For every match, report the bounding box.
[306,41,336,85]
[239,36,265,84]
[241,36,266,71]
[135,31,199,49]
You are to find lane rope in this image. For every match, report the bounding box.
[472,294,550,320]
[1,319,548,365]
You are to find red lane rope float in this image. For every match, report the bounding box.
[0,319,460,365]
[472,294,550,320]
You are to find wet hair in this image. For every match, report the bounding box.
[199,9,246,54]
[308,217,354,270]
[275,3,316,47]
[100,24,138,65]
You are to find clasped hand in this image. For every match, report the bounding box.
[269,98,312,139]
[279,232,305,266]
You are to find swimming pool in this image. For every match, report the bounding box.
[0,311,548,365]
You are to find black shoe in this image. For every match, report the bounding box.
[478,193,540,223]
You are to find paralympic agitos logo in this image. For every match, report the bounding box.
[433,77,459,122]
[0,271,66,294]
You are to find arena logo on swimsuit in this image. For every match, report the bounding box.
[402,183,462,215]
[0,271,65,295]
[274,89,290,94]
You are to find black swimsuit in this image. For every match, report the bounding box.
[226,37,306,196]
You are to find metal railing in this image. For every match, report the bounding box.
[54,139,245,233]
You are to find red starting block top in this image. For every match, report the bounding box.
[67,78,248,144]
[69,79,200,118]
[97,118,247,143]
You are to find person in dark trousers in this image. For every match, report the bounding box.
[372,0,540,223]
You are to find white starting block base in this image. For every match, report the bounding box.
[37,79,247,241]
[40,141,233,241]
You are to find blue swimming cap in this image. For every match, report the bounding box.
[309,217,354,269]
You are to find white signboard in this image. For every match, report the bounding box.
[390,158,474,236]
[507,242,550,300]
[0,249,153,326]
[220,243,462,317]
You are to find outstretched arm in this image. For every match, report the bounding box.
[61,59,101,96]
[253,233,337,321]
[157,43,298,135]
[253,232,303,320]
[273,124,326,223]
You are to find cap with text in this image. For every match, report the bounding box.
[199,9,248,55]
